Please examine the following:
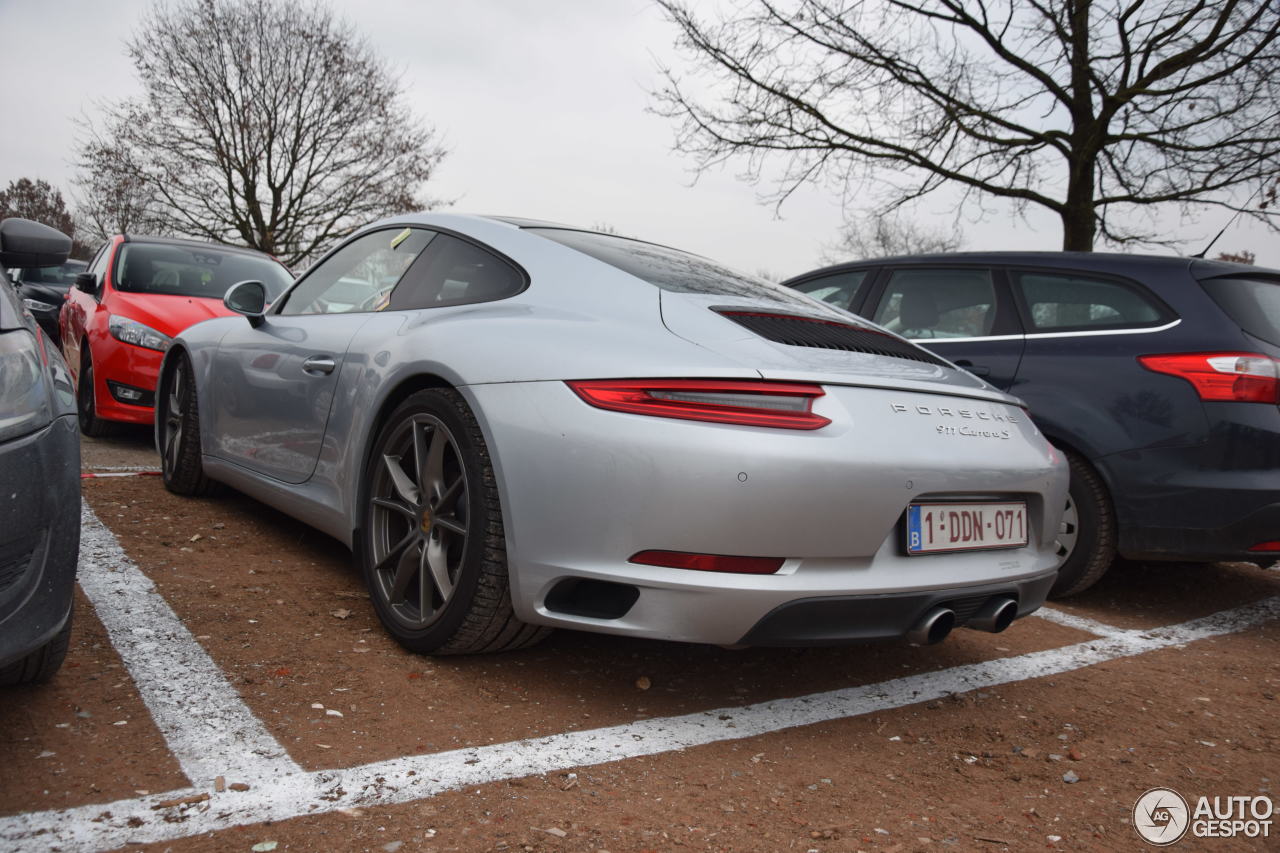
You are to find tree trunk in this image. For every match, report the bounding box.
[1061,154,1098,251]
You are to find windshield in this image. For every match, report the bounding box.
[1199,276,1280,348]
[114,243,293,300]
[16,259,87,288]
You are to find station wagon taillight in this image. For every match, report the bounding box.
[1137,353,1280,404]
[566,379,831,430]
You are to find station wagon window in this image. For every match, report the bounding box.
[872,268,996,338]
[1014,272,1165,331]
[279,227,436,315]
[386,233,526,310]
[1199,276,1280,347]
[792,269,869,310]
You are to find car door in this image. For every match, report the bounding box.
[862,265,1025,390]
[208,226,439,483]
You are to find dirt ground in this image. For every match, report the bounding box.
[2,429,1277,852]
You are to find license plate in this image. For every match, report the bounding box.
[906,501,1028,555]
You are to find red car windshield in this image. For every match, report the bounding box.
[114,243,293,300]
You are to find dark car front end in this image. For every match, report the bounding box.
[0,221,81,684]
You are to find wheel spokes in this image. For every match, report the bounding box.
[382,453,420,505]
[423,534,454,604]
[371,496,417,522]
[421,423,448,503]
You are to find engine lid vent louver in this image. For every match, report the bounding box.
[715,309,949,367]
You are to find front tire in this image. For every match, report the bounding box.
[1049,452,1116,598]
[360,388,548,655]
[160,355,217,496]
[77,348,115,438]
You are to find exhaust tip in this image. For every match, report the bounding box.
[907,606,955,645]
[968,596,1019,633]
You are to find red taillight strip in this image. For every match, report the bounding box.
[1248,541,1280,553]
[1138,352,1280,404]
[629,549,784,574]
[566,378,831,430]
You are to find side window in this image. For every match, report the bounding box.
[387,233,525,310]
[1014,272,1165,331]
[278,228,436,315]
[872,268,996,338]
[792,270,869,310]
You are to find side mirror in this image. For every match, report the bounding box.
[0,218,71,268]
[74,272,97,293]
[224,280,267,327]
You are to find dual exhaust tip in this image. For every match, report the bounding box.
[907,596,1018,645]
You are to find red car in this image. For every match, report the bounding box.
[60,235,294,435]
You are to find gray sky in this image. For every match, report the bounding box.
[0,0,1274,272]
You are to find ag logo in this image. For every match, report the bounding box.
[1134,787,1190,845]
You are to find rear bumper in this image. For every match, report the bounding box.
[1102,416,1280,562]
[468,380,1067,646]
[738,570,1056,645]
[0,415,80,668]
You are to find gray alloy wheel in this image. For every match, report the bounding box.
[368,412,470,631]
[361,388,549,655]
[1053,492,1079,565]
[160,355,217,496]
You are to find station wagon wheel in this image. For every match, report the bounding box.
[160,354,217,496]
[360,388,549,655]
[1049,451,1116,598]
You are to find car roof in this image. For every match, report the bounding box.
[118,234,279,260]
[785,251,1277,283]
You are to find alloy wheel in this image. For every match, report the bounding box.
[368,414,470,630]
[1053,493,1079,566]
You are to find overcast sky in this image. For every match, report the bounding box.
[0,0,1273,273]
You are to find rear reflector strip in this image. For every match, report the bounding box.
[715,309,949,367]
[629,550,784,574]
[1248,541,1280,553]
[566,378,831,430]
[1138,352,1280,403]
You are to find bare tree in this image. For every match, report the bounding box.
[73,143,164,244]
[654,1,1280,251]
[822,215,962,263]
[0,178,93,259]
[77,0,446,266]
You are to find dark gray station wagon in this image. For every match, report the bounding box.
[785,252,1280,597]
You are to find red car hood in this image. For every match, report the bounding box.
[108,291,235,337]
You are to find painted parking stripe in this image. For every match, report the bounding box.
[5,504,1274,850]
[74,502,301,785]
[1034,606,1129,637]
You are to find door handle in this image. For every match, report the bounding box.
[302,355,337,375]
[952,359,992,377]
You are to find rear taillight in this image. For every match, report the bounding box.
[629,550,784,574]
[1138,353,1280,403]
[1248,541,1280,553]
[566,379,831,430]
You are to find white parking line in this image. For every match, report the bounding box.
[1034,606,1130,637]
[74,503,301,785]
[2,505,1277,851]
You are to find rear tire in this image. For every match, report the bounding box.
[1049,452,1116,598]
[77,348,115,438]
[359,388,549,655]
[160,355,218,496]
[0,609,72,685]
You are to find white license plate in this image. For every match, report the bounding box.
[906,501,1028,555]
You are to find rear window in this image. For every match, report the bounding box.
[115,243,293,301]
[1199,277,1280,347]
[790,269,870,310]
[529,228,818,310]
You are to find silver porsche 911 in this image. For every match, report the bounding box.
[156,213,1067,655]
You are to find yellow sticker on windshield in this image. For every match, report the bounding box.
[390,227,412,250]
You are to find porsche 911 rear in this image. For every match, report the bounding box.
[471,239,1068,646]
